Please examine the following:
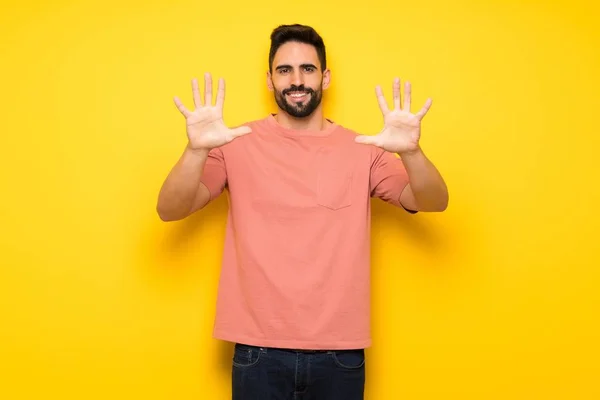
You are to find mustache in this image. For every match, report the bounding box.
[282,85,315,95]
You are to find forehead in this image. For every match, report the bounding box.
[272,41,320,68]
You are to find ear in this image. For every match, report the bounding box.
[322,68,331,90]
[266,71,274,92]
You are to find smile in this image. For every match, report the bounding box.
[287,92,310,99]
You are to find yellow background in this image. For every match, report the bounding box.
[1,0,599,398]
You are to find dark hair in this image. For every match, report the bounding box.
[268,24,327,73]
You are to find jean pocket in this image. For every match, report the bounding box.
[232,344,262,368]
[316,169,353,210]
[330,349,366,369]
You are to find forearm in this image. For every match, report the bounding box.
[156,145,209,221]
[400,147,449,212]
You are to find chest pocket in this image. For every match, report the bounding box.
[316,168,353,210]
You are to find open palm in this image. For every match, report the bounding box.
[173,73,251,151]
[355,78,432,154]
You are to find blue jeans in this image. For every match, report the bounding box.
[231,343,365,399]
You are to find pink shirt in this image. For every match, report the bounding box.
[199,114,412,350]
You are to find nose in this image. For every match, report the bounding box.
[291,69,304,86]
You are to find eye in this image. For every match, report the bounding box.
[304,66,316,73]
[279,68,290,74]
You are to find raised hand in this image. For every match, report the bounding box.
[355,77,432,155]
[173,73,252,151]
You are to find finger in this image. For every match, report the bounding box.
[173,96,191,117]
[229,126,252,138]
[393,77,401,110]
[191,78,202,109]
[416,98,433,120]
[403,81,411,112]
[354,134,379,146]
[375,85,389,115]
[216,78,225,110]
[204,72,213,106]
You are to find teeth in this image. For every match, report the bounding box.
[289,92,308,97]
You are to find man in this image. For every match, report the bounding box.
[157,24,448,400]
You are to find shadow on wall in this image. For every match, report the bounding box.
[139,194,229,275]
[371,198,449,258]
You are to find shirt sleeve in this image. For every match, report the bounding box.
[199,147,227,201]
[369,148,416,213]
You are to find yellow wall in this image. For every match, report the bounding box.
[1,0,598,398]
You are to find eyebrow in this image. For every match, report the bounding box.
[275,63,318,71]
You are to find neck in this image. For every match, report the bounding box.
[274,105,330,131]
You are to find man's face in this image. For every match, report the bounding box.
[267,41,330,118]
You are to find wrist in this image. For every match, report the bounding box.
[397,145,423,158]
[185,144,210,157]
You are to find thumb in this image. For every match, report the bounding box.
[230,125,252,137]
[354,134,378,146]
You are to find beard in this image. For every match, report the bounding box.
[273,83,323,118]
